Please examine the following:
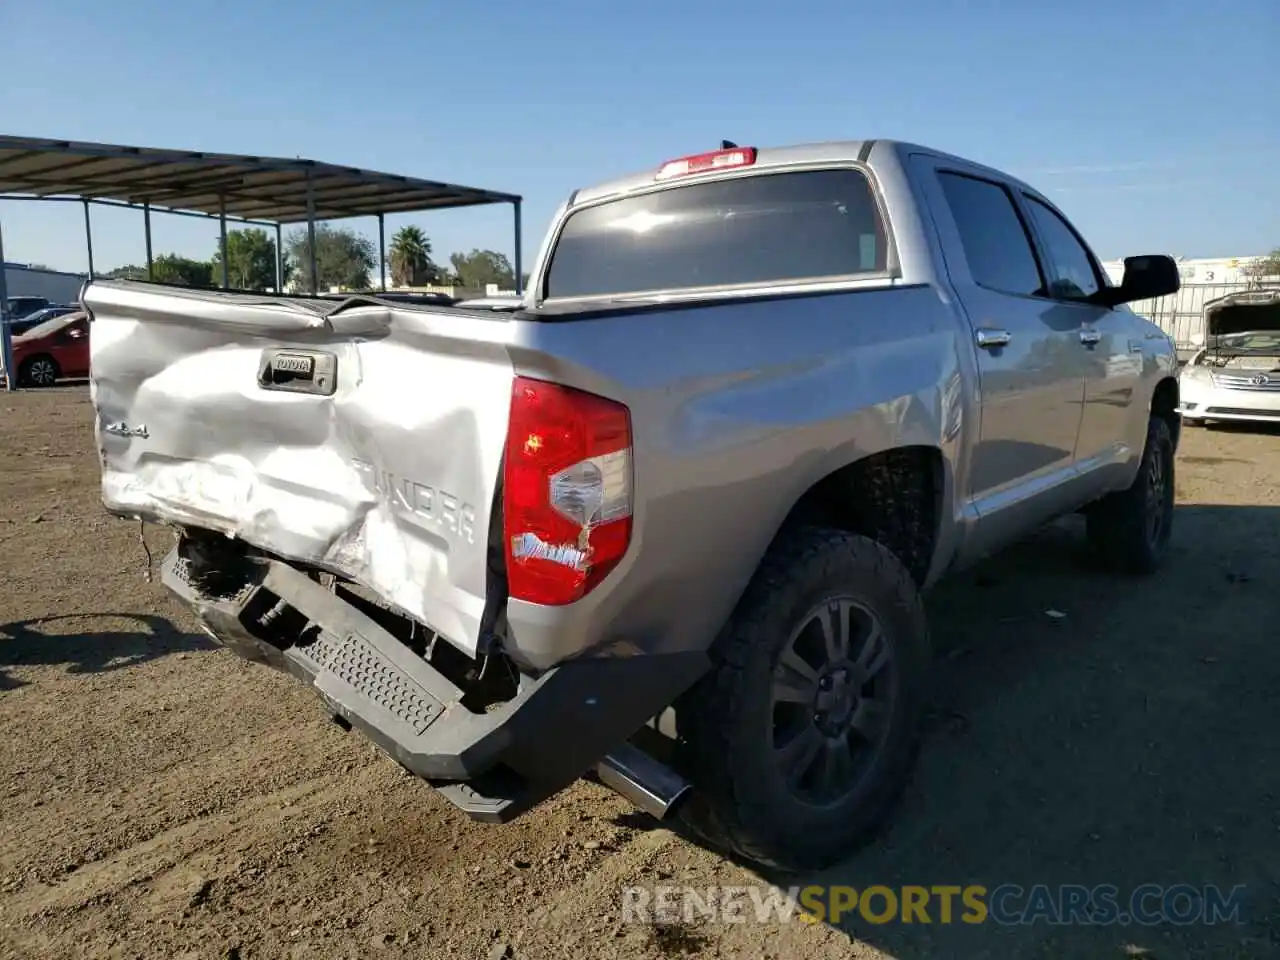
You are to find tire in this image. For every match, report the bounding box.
[675,527,930,872]
[1086,415,1175,575]
[19,354,60,388]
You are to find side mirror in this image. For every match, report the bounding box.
[1093,255,1180,307]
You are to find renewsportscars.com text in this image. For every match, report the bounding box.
[621,883,1247,927]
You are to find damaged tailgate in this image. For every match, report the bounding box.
[85,280,515,658]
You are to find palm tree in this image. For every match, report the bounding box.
[388,226,434,287]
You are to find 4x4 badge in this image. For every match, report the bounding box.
[103,420,149,438]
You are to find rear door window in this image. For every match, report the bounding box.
[545,169,888,299]
[937,172,1045,297]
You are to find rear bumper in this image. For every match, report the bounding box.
[161,545,706,822]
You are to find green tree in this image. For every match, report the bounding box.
[105,264,149,281]
[286,224,376,291]
[388,225,440,287]
[150,254,214,287]
[449,248,516,291]
[211,228,283,291]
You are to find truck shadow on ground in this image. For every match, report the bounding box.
[0,613,214,691]
[768,503,1280,959]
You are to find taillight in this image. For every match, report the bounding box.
[655,146,757,181]
[503,377,633,606]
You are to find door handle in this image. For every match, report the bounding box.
[1079,329,1102,346]
[975,328,1011,349]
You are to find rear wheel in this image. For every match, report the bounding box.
[1086,415,1175,574]
[675,527,930,871]
[19,355,60,388]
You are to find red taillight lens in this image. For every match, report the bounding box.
[503,377,633,606]
[655,147,757,181]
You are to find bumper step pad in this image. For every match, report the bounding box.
[294,628,444,738]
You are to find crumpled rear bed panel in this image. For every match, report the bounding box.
[85,282,516,657]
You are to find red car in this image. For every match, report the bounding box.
[7,310,89,387]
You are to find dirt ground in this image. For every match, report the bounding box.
[1,385,1278,960]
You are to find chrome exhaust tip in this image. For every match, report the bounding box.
[595,741,691,821]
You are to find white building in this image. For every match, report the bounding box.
[3,262,87,307]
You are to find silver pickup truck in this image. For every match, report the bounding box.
[83,139,1181,871]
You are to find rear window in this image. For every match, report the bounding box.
[7,297,48,313]
[544,169,887,299]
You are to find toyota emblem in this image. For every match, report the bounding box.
[1250,374,1270,386]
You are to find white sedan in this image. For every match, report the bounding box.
[1178,289,1280,427]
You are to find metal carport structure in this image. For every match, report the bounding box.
[0,134,523,390]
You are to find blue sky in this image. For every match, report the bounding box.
[2,0,1276,277]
